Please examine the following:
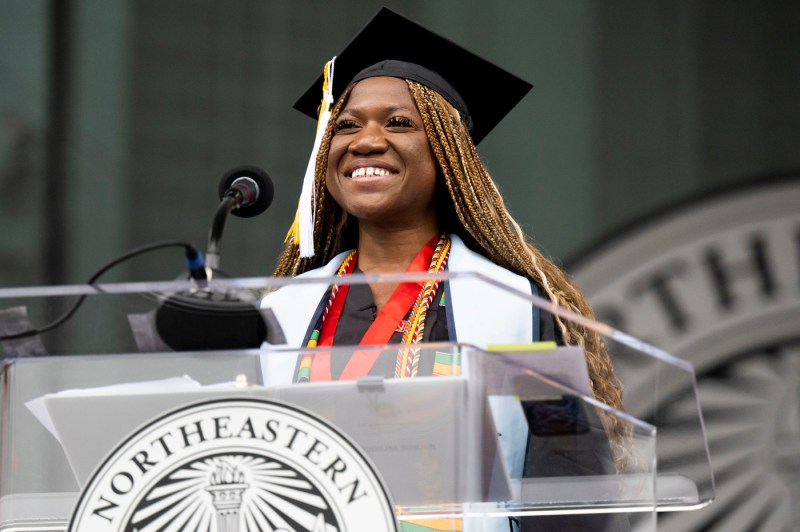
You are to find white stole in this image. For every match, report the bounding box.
[262,234,533,349]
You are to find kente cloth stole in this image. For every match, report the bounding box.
[399,518,463,531]
[431,351,461,377]
[296,234,451,382]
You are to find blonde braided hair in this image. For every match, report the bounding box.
[274,80,630,470]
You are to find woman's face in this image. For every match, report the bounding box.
[325,77,439,231]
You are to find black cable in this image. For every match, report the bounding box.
[0,240,203,342]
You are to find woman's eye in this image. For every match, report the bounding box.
[387,116,413,128]
[334,119,358,132]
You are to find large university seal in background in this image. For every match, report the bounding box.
[69,398,398,531]
[569,174,800,530]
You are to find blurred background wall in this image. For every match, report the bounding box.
[1,1,798,530]
[3,0,797,286]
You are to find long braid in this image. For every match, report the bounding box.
[407,81,629,470]
[272,80,630,471]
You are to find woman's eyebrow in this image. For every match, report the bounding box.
[339,104,416,117]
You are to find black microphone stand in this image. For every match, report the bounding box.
[205,193,239,276]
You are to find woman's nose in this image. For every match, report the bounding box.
[348,122,389,154]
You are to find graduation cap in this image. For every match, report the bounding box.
[288,8,532,258]
[294,7,533,145]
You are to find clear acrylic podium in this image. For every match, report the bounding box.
[0,272,714,531]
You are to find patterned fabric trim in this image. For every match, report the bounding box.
[432,351,462,377]
[297,250,357,382]
[395,234,451,378]
[399,518,463,531]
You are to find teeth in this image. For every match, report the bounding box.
[351,167,391,178]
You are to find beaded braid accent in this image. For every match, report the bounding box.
[395,235,451,378]
[297,250,357,382]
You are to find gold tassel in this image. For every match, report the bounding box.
[285,57,336,258]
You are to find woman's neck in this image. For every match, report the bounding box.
[355,223,439,274]
[354,223,438,311]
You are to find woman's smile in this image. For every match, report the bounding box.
[347,166,395,178]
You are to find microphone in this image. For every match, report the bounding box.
[219,165,274,218]
[207,165,274,271]
[153,165,274,351]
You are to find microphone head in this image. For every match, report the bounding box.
[219,165,274,218]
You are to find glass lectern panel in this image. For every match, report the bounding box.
[0,273,713,530]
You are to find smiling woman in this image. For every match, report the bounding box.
[261,8,633,530]
[266,10,629,528]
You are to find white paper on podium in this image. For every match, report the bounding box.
[25,375,204,444]
[26,375,255,486]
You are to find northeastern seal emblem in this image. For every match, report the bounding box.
[570,175,800,529]
[69,398,398,531]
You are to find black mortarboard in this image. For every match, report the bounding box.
[294,8,533,145]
